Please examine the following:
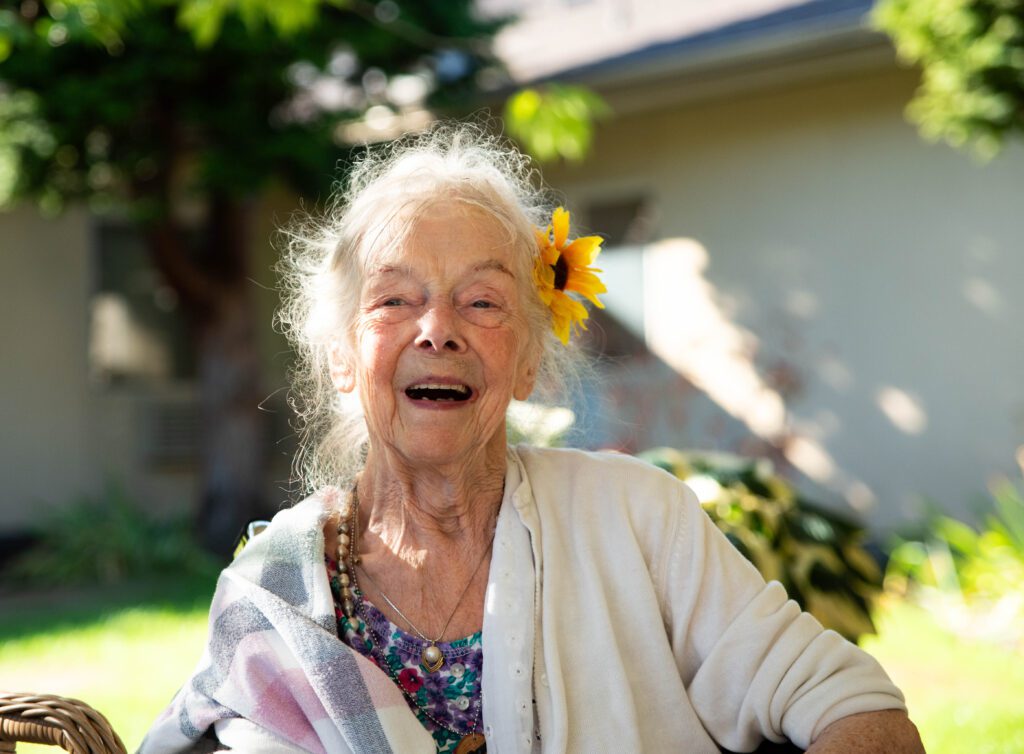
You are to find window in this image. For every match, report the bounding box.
[581,196,652,348]
[583,196,652,247]
[89,223,195,385]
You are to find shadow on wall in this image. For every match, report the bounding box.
[575,226,1024,531]
[577,237,871,511]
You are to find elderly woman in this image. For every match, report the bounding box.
[139,126,923,754]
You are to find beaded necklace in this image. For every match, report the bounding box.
[338,489,488,754]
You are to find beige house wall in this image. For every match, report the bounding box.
[0,193,296,533]
[4,65,1022,534]
[547,66,1024,530]
[1,205,202,530]
[2,206,99,527]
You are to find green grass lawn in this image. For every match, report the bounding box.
[2,579,1023,753]
[861,600,1024,754]
[0,573,218,753]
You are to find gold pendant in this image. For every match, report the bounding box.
[453,732,486,754]
[421,643,444,673]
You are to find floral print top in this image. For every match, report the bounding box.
[326,555,485,753]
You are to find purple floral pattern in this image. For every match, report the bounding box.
[326,555,484,753]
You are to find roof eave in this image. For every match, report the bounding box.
[504,0,896,114]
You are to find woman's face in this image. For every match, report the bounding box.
[337,201,538,469]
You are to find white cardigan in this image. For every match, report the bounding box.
[480,446,905,753]
[149,445,904,754]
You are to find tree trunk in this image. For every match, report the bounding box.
[147,196,270,555]
[194,281,269,554]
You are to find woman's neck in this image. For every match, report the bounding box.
[355,442,507,569]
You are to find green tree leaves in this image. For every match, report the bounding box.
[176,0,331,47]
[873,0,1024,158]
[0,91,54,206]
[505,83,609,162]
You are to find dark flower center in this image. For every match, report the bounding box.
[552,254,569,291]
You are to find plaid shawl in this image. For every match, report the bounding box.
[137,489,434,754]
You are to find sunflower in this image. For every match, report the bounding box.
[533,207,607,344]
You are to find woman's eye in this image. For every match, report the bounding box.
[382,298,405,307]
[471,300,494,309]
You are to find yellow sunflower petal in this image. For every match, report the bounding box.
[564,235,604,266]
[569,296,590,326]
[549,291,589,343]
[548,295,572,344]
[533,259,556,304]
[552,207,570,249]
[565,269,607,308]
[541,244,560,266]
[534,262,555,288]
[551,311,571,344]
[532,206,607,344]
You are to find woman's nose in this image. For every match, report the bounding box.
[414,303,467,353]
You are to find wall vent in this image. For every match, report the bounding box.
[140,397,200,468]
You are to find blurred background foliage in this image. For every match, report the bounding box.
[504,83,609,163]
[0,0,503,215]
[2,479,216,586]
[873,0,1024,159]
[0,0,607,555]
[885,471,1024,652]
[0,0,607,215]
[639,447,882,642]
[506,401,577,448]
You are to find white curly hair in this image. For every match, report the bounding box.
[276,123,585,495]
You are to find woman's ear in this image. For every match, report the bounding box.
[513,369,536,402]
[328,341,355,394]
[513,348,540,401]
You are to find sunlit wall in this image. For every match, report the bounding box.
[546,65,1024,531]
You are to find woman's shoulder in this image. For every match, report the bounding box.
[514,444,687,491]
[220,489,339,624]
[260,490,335,539]
[511,444,700,526]
[510,446,707,593]
[229,490,335,571]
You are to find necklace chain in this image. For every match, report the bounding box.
[343,485,493,646]
[338,484,490,739]
[357,537,492,645]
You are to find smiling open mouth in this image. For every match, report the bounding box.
[405,383,473,402]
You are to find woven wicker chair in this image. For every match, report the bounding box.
[0,693,126,754]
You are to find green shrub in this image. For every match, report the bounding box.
[885,476,1024,650]
[638,447,882,641]
[3,480,215,586]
